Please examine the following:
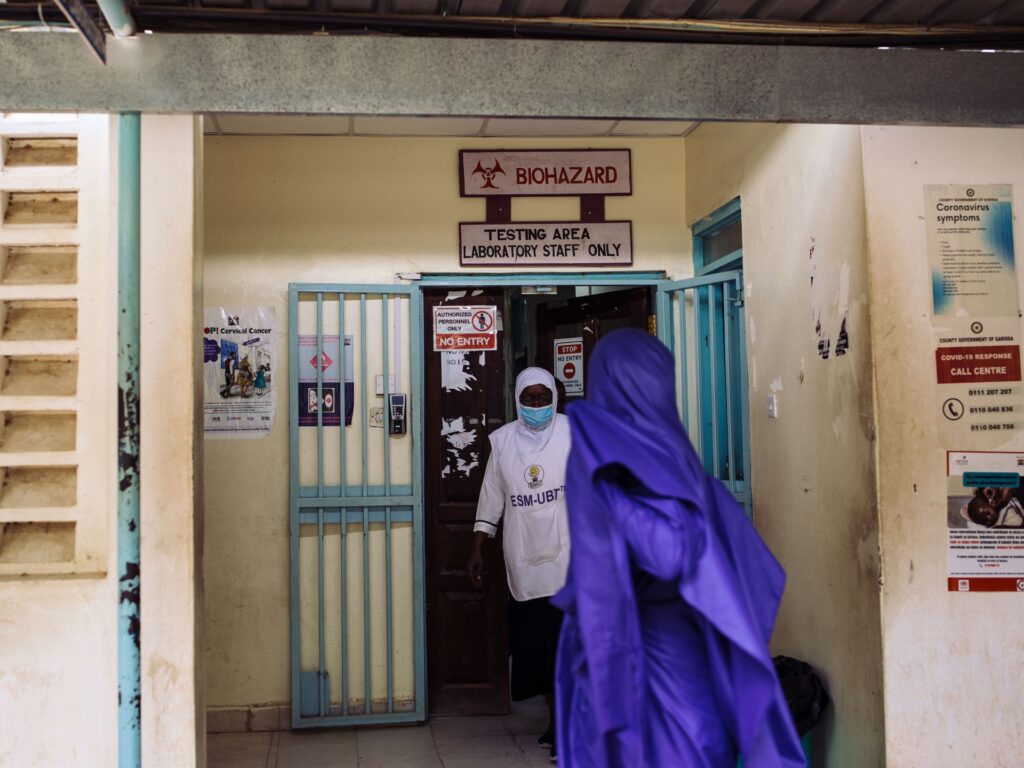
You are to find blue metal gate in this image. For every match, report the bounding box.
[657,271,752,516]
[288,284,425,727]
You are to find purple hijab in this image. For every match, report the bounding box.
[552,328,804,768]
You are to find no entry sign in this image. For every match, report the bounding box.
[554,337,584,396]
[433,305,498,351]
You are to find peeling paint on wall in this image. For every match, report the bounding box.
[442,416,476,449]
[441,415,480,478]
[440,351,477,392]
[809,237,851,359]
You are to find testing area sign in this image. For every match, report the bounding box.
[433,305,498,351]
[460,222,632,267]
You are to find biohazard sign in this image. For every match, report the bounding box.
[433,305,498,352]
[554,337,584,396]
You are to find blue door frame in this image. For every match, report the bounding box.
[289,284,426,727]
[289,271,752,728]
[657,271,752,516]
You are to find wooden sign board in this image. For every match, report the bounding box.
[460,222,632,267]
[459,149,631,197]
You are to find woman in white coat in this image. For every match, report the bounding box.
[467,367,571,761]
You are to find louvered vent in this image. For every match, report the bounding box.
[0,115,111,577]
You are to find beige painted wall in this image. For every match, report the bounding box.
[202,135,688,709]
[686,123,884,766]
[863,126,1024,767]
[0,114,203,767]
[0,114,118,768]
[140,114,205,768]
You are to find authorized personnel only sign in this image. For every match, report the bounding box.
[554,337,584,396]
[460,222,632,267]
[433,305,498,351]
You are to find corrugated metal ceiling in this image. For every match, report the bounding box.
[122,0,1024,24]
[2,0,1023,44]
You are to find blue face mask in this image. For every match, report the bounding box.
[520,404,554,431]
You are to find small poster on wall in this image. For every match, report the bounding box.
[946,451,1024,592]
[433,305,498,352]
[296,334,355,427]
[203,306,276,439]
[554,337,584,396]
[926,184,1017,320]
[925,184,1024,443]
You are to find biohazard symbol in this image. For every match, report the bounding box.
[472,160,506,190]
[525,464,544,489]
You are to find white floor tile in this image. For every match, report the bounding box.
[359,757,444,768]
[429,715,510,739]
[442,756,530,768]
[514,734,556,768]
[275,728,358,767]
[357,724,439,763]
[434,734,524,760]
[208,732,273,768]
[502,697,550,736]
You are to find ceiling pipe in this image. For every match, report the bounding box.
[97,0,137,38]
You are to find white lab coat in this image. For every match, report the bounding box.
[474,413,571,601]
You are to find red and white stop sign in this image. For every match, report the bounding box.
[563,362,576,380]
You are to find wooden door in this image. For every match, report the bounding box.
[423,288,510,715]
[537,286,652,397]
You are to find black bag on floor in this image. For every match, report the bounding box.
[773,656,831,737]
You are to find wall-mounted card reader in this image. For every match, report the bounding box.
[388,393,407,435]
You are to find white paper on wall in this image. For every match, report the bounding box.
[203,306,276,439]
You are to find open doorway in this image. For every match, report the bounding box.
[422,281,653,715]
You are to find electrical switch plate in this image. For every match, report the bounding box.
[369,407,385,428]
[375,375,397,395]
[767,394,779,419]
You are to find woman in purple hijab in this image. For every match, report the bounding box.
[552,329,805,768]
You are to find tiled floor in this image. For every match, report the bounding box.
[208,697,554,768]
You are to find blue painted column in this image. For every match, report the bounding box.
[117,112,142,768]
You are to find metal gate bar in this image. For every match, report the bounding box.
[359,293,370,717]
[723,281,736,493]
[657,271,751,517]
[708,283,720,478]
[338,295,349,716]
[316,294,326,717]
[289,283,424,728]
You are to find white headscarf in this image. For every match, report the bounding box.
[514,367,559,454]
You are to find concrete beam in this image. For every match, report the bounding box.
[1,32,1022,125]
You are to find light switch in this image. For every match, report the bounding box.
[767,394,779,419]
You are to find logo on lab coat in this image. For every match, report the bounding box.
[525,464,544,489]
